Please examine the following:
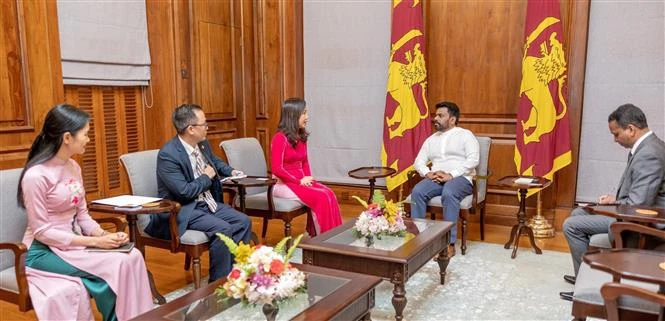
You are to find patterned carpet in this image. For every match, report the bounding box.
[165,241,575,320]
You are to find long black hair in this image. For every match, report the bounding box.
[277,98,310,148]
[17,104,90,208]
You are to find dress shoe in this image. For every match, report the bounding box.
[559,291,573,301]
[563,275,576,285]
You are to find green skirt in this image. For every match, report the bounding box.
[26,240,118,321]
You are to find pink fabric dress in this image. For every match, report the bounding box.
[21,158,153,321]
[270,132,342,233]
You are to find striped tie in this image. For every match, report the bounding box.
[192,149,218,212]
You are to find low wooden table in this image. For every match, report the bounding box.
[129,263,382,321]
[583,249,665,287]
[299,218,453,321]
[221,176,277,212]
[586,204,665,225]
[497,175,551,258]
[88,200,175,304]
[348,166,396,203]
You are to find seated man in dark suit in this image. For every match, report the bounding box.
[559,103,665,301]
[146,103,252,282]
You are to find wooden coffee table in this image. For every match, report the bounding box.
[299,218,453,321]
[130,263,381,321]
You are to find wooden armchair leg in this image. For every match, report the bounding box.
[284,220,292,237]
[461,218,468,255]
[192,256,202,289]
[480,206,486,241]
[184,254,191,271]
[261,217,269,238]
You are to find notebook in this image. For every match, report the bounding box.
[85,242,135,253]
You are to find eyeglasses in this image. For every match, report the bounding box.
[190,122,208,129]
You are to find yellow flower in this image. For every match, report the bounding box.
[384,200,399,224]
[234,242,254,264]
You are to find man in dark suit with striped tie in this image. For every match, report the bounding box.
[559,103,665,301]
[148,104,252,282]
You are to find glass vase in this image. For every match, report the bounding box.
[262,302,279,321]
[364,235,374,247]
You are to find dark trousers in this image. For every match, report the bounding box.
[188,201,252,281]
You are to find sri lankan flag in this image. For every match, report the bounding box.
[514,0,572,197]
[381,0,431,192]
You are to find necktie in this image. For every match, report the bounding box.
[627,152,633,162]
[192,149,218,212]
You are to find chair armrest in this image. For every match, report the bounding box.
[610,222,665,249]
[95,217,127,232]
[0,242,28,298]
[166,201,182,252]
[601,282,665,321]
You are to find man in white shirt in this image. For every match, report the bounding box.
[559,103,665,301]
[411,101,479,257]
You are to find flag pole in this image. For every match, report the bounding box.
[528,190,555,238]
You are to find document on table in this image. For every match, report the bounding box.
[513,177,537,185]
[91,195,162,208]
[220,174,247,183]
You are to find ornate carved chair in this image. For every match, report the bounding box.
[220,137,311,239]
[572,222,665,320]
[403,136,492,255]
[0,168,125,312]
[119,150,210,289]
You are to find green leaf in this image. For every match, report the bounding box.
[274,236,292,255]
[285,234,304,262]
[216,233,238,255]
[373,190,386,206]
[351,195,369,209]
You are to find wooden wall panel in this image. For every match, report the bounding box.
[0,0,28,126]
[0,0,63,170]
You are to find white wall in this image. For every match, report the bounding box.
[303,0,390,185]
[576,1,665,201]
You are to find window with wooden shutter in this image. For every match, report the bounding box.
[65,85,144,200]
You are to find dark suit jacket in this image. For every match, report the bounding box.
[616,133,665,207]
[146,136,234,239]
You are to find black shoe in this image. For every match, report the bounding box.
[559,291,573,301]
[563,275,576,285]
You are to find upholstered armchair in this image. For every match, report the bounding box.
[0,168,125,312]
[220,137,311,238]
[403,136,492,255]
[119,150,210,289]
[571,222,665,320]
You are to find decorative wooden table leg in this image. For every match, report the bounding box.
[506,188,542,258]
[525,225,542,254]
[128,215,166,304]
[436,246,450,285]
[391,275,407,321]
[148,270,166,304]
[368,177,377,204]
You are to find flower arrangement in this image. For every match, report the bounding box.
[214,234,306,307]
[352,190,407,245]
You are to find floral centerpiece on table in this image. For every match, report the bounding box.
[352,190,407,246]
[214,233,306,319]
